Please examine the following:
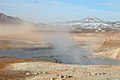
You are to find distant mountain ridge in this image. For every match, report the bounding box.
[0,13,23,24]
[0,12,120,32]
[82,17,103,23]
[49,17,120,32]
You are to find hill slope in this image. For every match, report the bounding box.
[0,13,22,24]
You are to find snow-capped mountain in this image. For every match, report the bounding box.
[82,17,103,23]
[49,17,120,32]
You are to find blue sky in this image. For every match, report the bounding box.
[0,0,120,23]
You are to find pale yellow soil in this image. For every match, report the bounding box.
[72,32,120,59]
[96,48,120,59]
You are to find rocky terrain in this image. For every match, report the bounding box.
[0,61,119,80]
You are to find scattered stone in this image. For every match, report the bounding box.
[26,72,30,76]
[64,69,68,71]
[57,75,74,80]
[40,71,47,74]
[95,73,98,75]
[43,71,47,74]
[33,72,39,75]
[67,76,74,78]
[50,78,58,80]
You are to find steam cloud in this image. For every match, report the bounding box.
[46,31,92,64]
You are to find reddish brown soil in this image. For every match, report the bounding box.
[0,59,32,69]
[0,59,32,80]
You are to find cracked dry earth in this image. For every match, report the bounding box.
[1,61,120,80]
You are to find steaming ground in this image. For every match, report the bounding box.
[46,31,120,65]
[0,24,120,65]
[46,32,91,64]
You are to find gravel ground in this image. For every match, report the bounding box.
[5,61,120,80]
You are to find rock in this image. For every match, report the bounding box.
[67,76,74,78]
[33,72,39,75]
[26,72,30,76]
[43,71,46,74]
[95,73,98,75]
[58,75,74,79]
[40,71,47,74]
[49,78,58,80]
